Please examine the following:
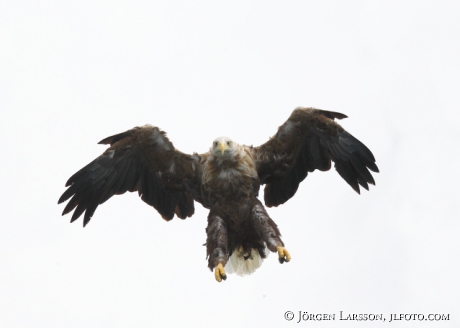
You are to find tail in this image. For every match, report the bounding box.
[225,247,269,276]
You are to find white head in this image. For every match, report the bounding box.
[211,136,237,160]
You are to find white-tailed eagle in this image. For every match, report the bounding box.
[58,107,379,282]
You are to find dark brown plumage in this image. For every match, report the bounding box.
[58,107,379,282]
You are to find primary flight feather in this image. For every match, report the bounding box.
[58,107,379,282]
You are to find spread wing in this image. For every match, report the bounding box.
[58,125,201,226]
[252,107,379,207]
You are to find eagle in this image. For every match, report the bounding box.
[58,107,378,282]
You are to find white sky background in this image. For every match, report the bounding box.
[1,1,459,327]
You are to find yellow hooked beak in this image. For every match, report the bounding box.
[219,141,227,155]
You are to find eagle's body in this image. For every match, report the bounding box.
[58,107,379,282]
[200,143,279,276]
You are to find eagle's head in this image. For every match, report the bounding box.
[211,136,237,161]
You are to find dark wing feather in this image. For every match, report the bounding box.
[252,107,379,207]
[58,125,201,226]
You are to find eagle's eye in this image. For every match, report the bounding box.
[227,141,231,146]
[214,141,218,146]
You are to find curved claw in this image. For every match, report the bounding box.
[277,246,291,264]
[214,263,227,282]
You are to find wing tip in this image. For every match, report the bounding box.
[97,136,114,145]
[97,130,133,145]
[370,164,379,173]
[317,109,348,120]
[353,185,361,194]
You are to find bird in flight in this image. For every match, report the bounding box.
[58,107,378,282]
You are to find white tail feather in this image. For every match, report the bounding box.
[225,247,269,276]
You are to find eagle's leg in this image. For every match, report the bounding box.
[206,214,228,282]
[251,201,291,264]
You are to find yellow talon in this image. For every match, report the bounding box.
[277,246,291,263]
[214,263,227,282]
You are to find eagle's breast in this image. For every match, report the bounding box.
[201,145,259,211]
